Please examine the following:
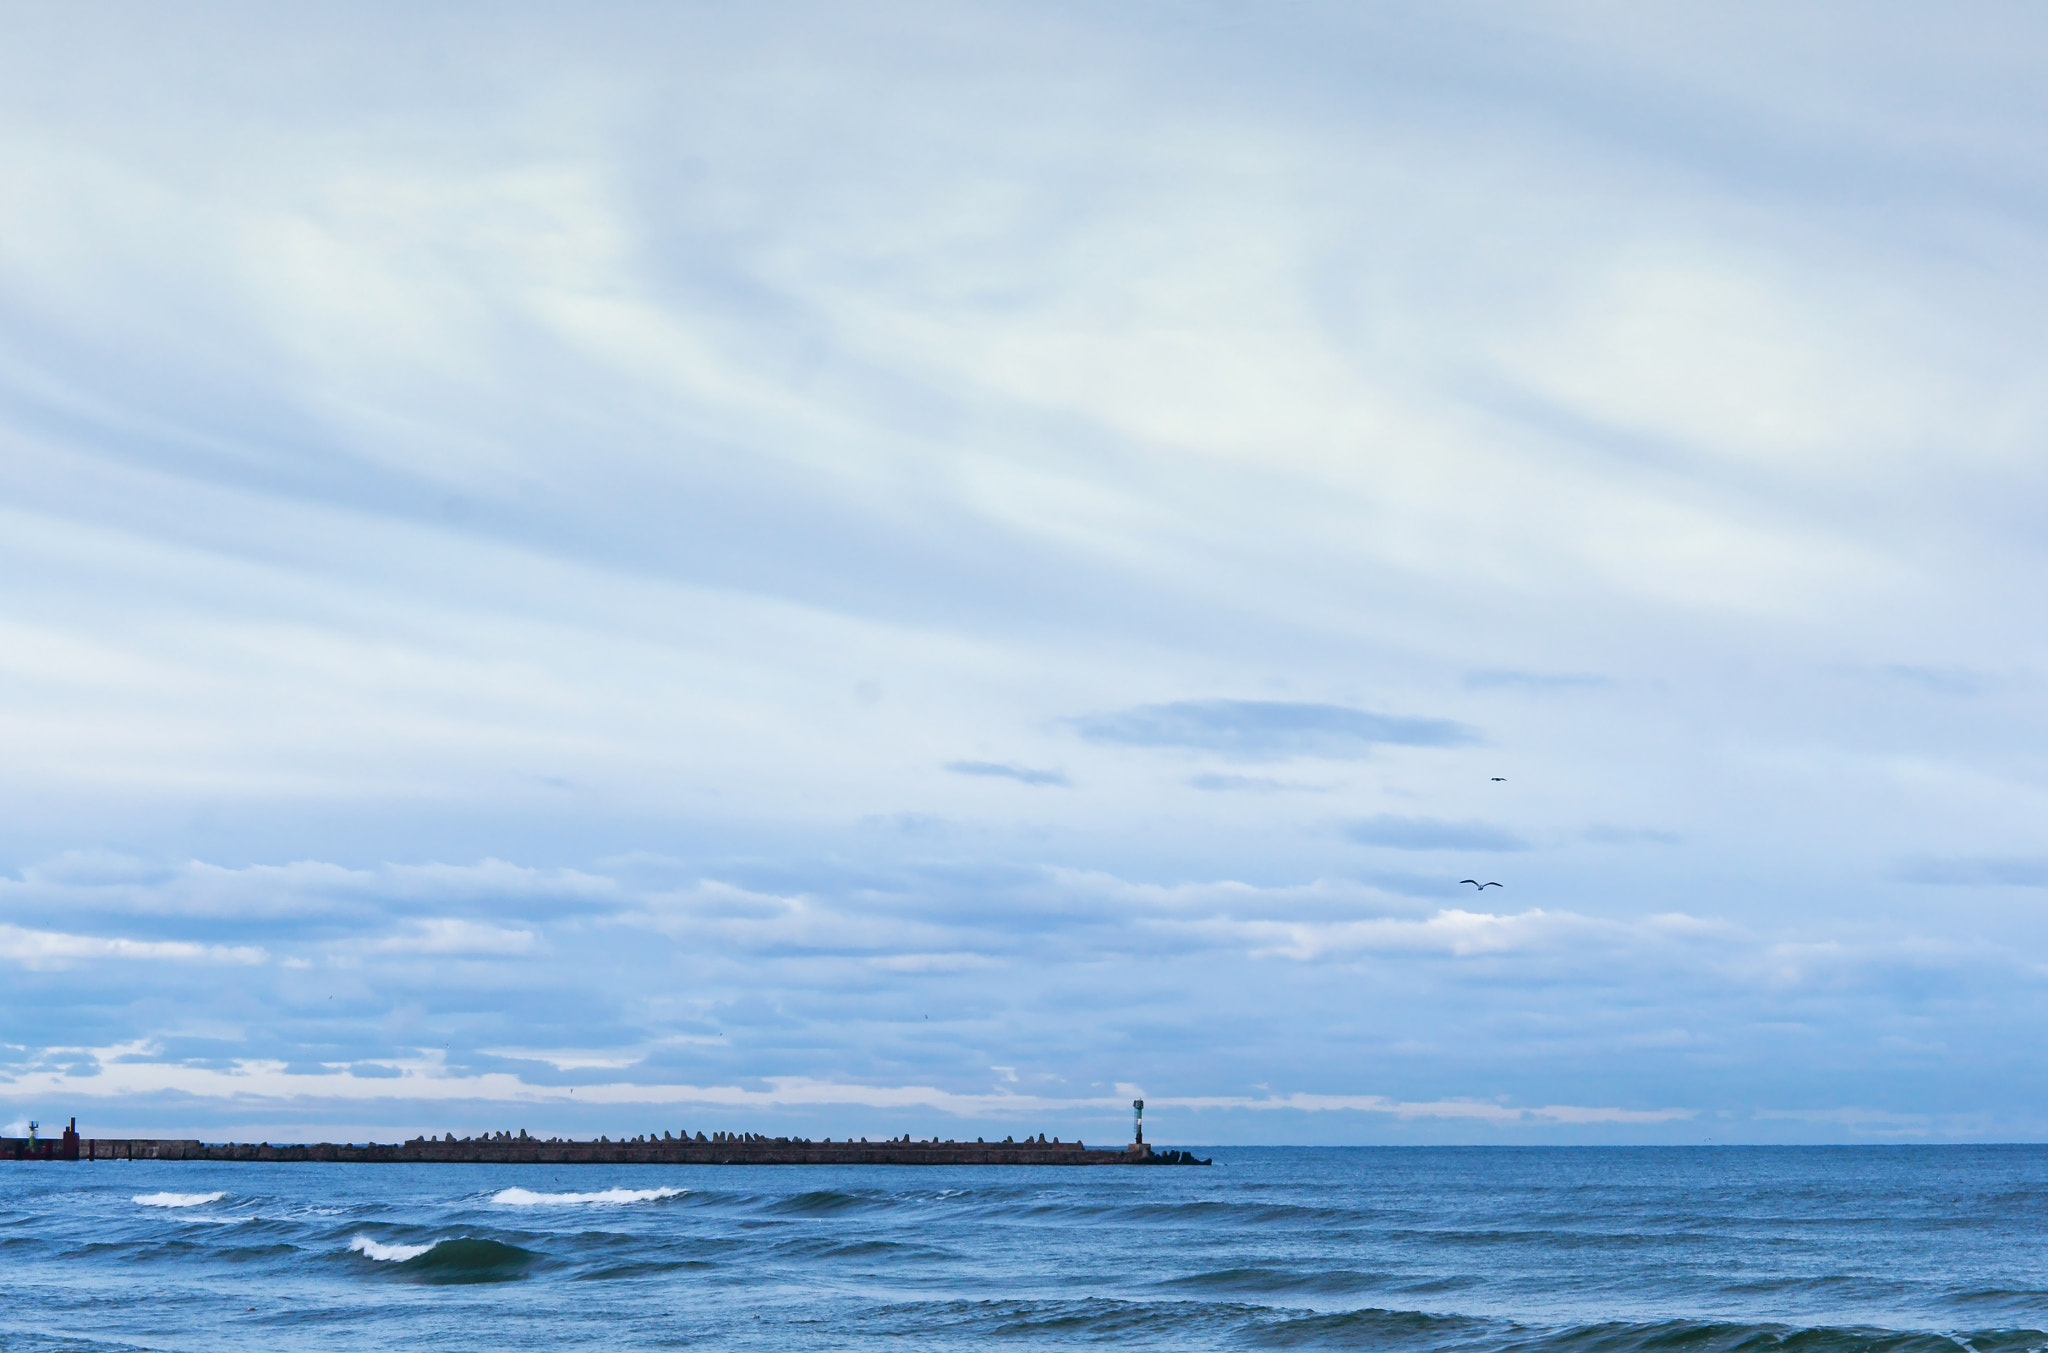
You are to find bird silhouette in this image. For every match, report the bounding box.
[1490,777,1506,782]
[1459,879,1503,890]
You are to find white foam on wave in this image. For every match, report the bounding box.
[492,1186,686,1206]
[350,1235,436,1262]
[134,1191,226,1208]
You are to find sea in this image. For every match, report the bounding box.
[2,1146,2045,1352]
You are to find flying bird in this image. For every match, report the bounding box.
[1460,879,1503,890]
[1491,777,1506,782]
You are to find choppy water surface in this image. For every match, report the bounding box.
[3,1147,2045,1351]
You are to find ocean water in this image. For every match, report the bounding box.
[2,1146,2045,1352]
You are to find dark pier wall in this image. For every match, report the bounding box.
[4,1130,1206,1165]
[5,1137,203,1160]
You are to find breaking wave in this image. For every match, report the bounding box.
[350,1235,538,1283]
[350,1235,434,1262]
[491,1186,686,1206]
[133,1192,225,1208]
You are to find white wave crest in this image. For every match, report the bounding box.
[134,1191,226,1208]
[349,1235,435,1262]
[492,1186,686,1206]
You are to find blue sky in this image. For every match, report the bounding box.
[4,0,2048,1144]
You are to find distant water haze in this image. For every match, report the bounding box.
[2,1,2047,1142]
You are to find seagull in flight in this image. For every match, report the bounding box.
[1460,879,1503,890]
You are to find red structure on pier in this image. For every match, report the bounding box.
[3,1117,79,1161]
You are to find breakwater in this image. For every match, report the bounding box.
[5,1122,1210,1165]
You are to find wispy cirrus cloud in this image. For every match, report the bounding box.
[945,760,1070,786]
[1069,700,1474,760]
[1463,670,1610,692]
[0,855,621,921]
[1896,856,2048,888]
[1165,1092,1693,1126]
[1875,665,1995,697]
[1186,773,1323,793]
[1583,825,1682,846]
[1344,816,1530,852]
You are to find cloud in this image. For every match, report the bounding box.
[1344,816,1530,852]
[1186,773,1321,793]
[1186,1093,1693,1126]
[1188,907,1585,960]
[1750,1106,1935,1136]
[0,1043,1687,1127]
[484,1048,649,1071]
[1877,665,1994,697]
[480,1036,724,1071]
[0,857,621,922]
[865,952,1003,973]
[616,879,966,955]
[1526,1104,1697,1125]
[0,924,267,969]
[1582,825,1682,846]
[1463,670,1610,692]
[18,851,173,887]
[367,919,538,956]
[944,760,1070,787]
[1896,857,2048,888]
[1358,870,1469,898]
[1069,701,1474,760]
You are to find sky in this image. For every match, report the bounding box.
[3,0,2048,1145]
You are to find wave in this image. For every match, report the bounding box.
[896,1296,1289,1342]
[349,1235,539,1284]
[1244,1313,2048,1353]
[491,1186,685,1206]
[350,1235,434,1262]
[1950,1290,2048,1311]
[572,1259,720,1282]
[872,1299,2048,1353]
[1,1336,166,1353]
[763,1189,884,1215]
[1244,1304,1488,1348]
[1484,1320,2048,1353]
[133,1192,225,1208]
[1016,1197,1350,1225]
[774,1235,955,1262]
[1154,1266,1394,1295]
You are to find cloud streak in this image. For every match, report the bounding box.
[1897,857,2048,888]
[1069,701,1475,761]
[0,924,266,969]
[1344,817,1530,852]
[0,1045,1689,1127]
[945,760,1070,787]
